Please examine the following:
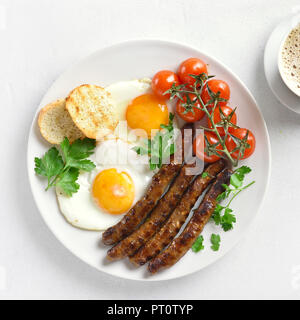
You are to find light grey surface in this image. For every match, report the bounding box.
[1,0,300,300]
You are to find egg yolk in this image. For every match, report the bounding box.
[92,168,135,215]
[126,93,169,136]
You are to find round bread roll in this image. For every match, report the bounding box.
[38,99,85,144]
[66,84,118,140]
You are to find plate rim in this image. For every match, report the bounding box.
[27,38,272,282]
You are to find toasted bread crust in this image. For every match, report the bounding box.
[66,84,118,139]
[38,99,85,144]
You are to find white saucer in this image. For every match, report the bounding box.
[264,14,300,113]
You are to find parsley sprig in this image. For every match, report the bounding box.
[212,166,255,232]
[133,113,175,170]
[192,166,255,253]
[34,137,96,196]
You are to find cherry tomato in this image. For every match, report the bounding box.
[177,58,208,85]
[176,94,205,123]
[225,128,256,160]
[208,105,237,136]
[201,79,230,107]
[193,132,222,163]
[152,70,180,99]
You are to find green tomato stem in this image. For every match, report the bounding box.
[191,88,237,166]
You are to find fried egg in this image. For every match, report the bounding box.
[56,139,153,230]
[106,78,152,121]
[106,78,177,139]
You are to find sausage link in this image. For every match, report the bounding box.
[106,162,196,260]
[102,124,194,245]
[130,159,226,266]
[148,168,232,274]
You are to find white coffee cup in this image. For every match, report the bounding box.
[278,15,300,97]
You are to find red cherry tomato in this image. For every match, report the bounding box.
[208,105,237,136]
[152,70,180,99]
[176,94,205,123]
[193,132,222,163]
[177,58,208,85]
[201,79,230,107]
[225,128,256,160]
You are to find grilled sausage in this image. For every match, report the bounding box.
[106,162,197,260]
[101,123,194,246]
[130,159,226,266]
[148,168,232,274]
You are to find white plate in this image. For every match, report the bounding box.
[27,40,271,281]
[264,14,300,113]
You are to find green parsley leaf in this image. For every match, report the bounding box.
[61,137,96,171]
[70,159,96,172]
[62,137,96,162]
[221,208,236,231]
[212,166,254,234]
[149,162,157,171]
[133,113,176,170]
[230,166,251,188]
[216,184,231,202]
[34,137,96,196]
[34,147,64,180]
[132,145,148,156]
[216,191,226,202]
[192,235,204,252]
[57,168,80,196]
[60,137,71,159]
[230,174,242,188]
[202,172,209,178]
[160,113,175,132]
[211,204,223,225]
[211,234,221,251]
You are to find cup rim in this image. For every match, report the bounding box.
[277,16,300,97]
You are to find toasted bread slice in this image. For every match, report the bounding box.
[66,84,118,140]
[38,99,85,144]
